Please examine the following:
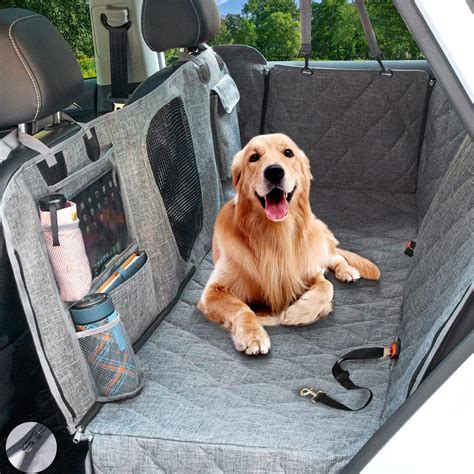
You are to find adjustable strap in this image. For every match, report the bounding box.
[0,130,20,162]
[354,0,392,76]
[101,9,131,109]
[299,0,313,75]
[0,129,54,164]
[300,338,400,411]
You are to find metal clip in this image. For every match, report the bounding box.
[300,388,324,402]
[300,53,313,75]
[374,54,393,77]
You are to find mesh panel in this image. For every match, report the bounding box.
[146,97,203,261]
[77,317,141,398]
[43,223,92,302]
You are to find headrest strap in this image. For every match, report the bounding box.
[299,0,313,75]
[354,0,392,76]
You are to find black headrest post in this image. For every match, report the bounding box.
[141,0,221,53]
[0,8,84,128]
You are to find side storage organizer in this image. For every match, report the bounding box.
[210,73,241,192]
[45,146,153,401]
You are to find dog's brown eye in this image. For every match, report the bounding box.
[284,148,294,158]
[249,153,260,162]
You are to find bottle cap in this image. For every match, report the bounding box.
[70,293,115,325]
[38,194,67,212]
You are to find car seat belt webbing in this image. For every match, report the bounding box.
[101,9,131,109]
[354,0,392,76]
[300,338,401,411]
[299,0,312,74]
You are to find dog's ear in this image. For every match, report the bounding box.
[300,150,313,182]
[231,150,244,189]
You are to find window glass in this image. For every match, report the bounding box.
[415,0,474,103]
[211,0,422,61]
[2,0,96,78]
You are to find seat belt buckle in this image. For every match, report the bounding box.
[384,337,401,367]
[300,388,324,403]
[107,95,127,111]
[404,240,416,257]
[390,338,401,359]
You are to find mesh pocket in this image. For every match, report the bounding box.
[43,222,92,302]
[146,97,203,261]
[76,314,142,399]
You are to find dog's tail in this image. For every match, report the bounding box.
[338,249,381,280]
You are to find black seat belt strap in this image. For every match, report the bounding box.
[101,10,131,109]
[354,0,392,76]
[300,338,400,411]
[299,0,313,75]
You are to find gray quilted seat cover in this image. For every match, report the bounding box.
[87,187,416,473]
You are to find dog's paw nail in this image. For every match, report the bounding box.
[233,326,271,356]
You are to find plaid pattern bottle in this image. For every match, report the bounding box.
[71,294,142,399]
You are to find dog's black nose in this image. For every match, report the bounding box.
[264,165,285,184]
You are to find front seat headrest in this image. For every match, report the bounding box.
[0,8,83,128]
[142,0,220,52]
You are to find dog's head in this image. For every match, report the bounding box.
[231,134,312,222]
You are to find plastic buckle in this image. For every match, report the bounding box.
[389,338,401,359]
[300,388,324,403]
[404,240,416,257]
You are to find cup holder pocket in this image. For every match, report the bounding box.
[76,313,143,401]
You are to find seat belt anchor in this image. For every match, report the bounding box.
[100,13,131,32]
[300,388,324,403]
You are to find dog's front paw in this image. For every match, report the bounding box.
[232,322,271,355]
[280,300,332,326]
[335,265,360,283]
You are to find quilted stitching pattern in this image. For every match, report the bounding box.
[265,66,430,193]
[417,83,468,222]
[88,187,417,472]
[384,136,474,420]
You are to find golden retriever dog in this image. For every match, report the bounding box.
[198,134,380,355]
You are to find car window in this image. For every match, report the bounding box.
[2,0,96,78]
[415,0,474,102]
[211,0,422,61]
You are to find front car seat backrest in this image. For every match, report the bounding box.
[0,8,83,128]
[141,0,220,52]
[129,0,221,104]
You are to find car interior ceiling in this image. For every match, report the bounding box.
[0,1,472,473]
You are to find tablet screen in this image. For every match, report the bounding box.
[71,169,129,278]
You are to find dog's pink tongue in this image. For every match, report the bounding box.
[265,195,289,221]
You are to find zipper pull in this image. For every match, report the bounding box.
[73,426,84,444]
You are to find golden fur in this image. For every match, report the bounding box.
[198,134,380,355]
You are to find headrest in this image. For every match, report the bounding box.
[142,0,220,52]
[0,9,83,128]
